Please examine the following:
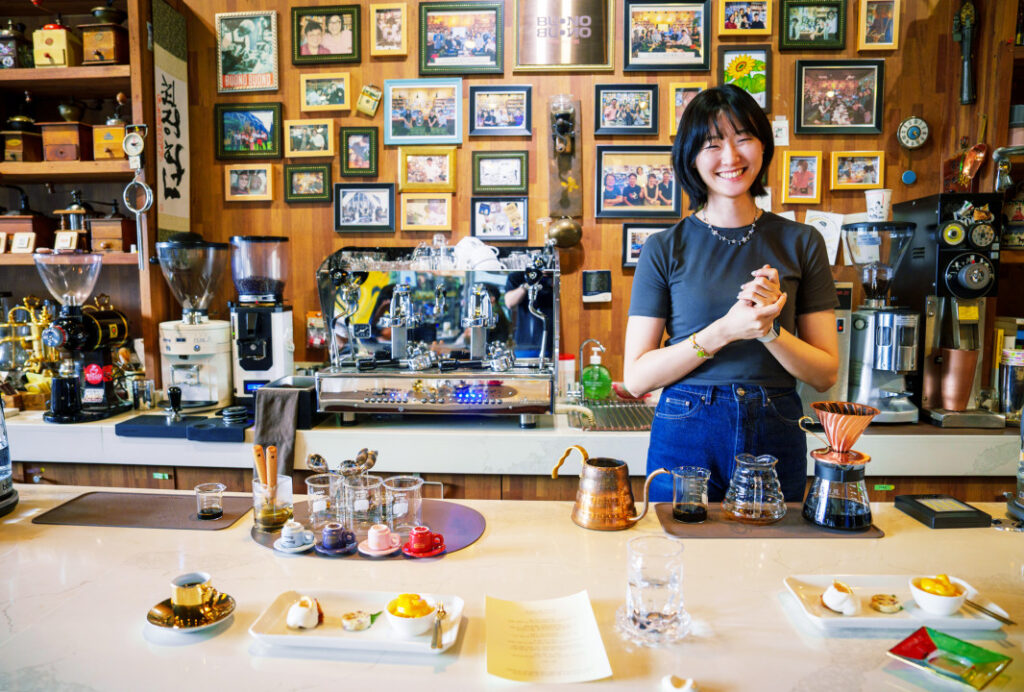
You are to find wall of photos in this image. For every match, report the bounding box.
[181,0,1016,375]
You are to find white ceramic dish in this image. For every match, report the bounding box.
[783,575,1007,632]
[249,589,464,654]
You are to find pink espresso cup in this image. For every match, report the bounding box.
[367,524,397,551]
[409,525,444,553]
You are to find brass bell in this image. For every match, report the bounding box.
[546,217,582,248]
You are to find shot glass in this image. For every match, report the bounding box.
[305,473,334,530]
[384,475,424,542]
[252,475,294,533]
[615,536,689,647]
[195,482,226,520]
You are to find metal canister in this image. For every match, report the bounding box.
[999,349,1024,424]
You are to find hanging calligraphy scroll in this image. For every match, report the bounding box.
[153,0,191,237]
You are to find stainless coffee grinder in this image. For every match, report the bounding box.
[844,222,920,423]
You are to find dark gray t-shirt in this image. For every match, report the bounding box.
[628,212,838,386]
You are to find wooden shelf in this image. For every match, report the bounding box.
[0,159,133,183]
[0,65,131,97]
[1001,248,1024,264]
[0,1,121,16]
[0,252,138,266]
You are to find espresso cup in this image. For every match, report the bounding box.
[170,571,218,622]
[321,522,355,551]
[409,525,444,554]
[367,523,397,551]
[280,520,313,548]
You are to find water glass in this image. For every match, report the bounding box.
[194,482,226,520]
[341,474,385,542]
[305,473,334,529]
[252,475,294,533]
[384,475,424,542]
[616,536,689,646]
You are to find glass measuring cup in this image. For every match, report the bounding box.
[671,466,710,524]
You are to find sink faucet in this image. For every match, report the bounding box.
[380,284,420,360]
[461,283,495,359]
[993,146,1024,192]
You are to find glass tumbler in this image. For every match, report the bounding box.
[305,473,334,529]
[195,482,226,520]
[252,475,294,532]
[615,536,688,646]
[384,475,424,542]
[342,474,385,542]
[671,466,710,524]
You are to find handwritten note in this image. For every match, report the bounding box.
[486,591,612,683]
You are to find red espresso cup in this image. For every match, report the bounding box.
[408,525,444,554]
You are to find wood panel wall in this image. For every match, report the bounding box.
[178,0,1017,381]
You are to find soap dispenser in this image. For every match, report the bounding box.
[581,347,612,400]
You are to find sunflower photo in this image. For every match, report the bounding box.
[719,44,771,112]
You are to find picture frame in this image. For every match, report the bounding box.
[795,59,884,134]
[214,102,282,160]
[419,1,503,75]
[594,84,658,136]
[718,0,771,35]
[216,11,278,93]
[383,78,462,145]
[340,127,379,177]
[781,150,823,204]
[831,151,884,190]
[300,72,351,112]
[857,0,900,50]
[779,0,847,51]
[225,164,273,202]
[668,81,707,135]
[291,5,361,65]
[471,197,528,241]
[719,45,771,113]
[401,193,453,231]
[624,1,710,72]
[370,2,408,56]
[622,223,668,268]
[284,119,335,158]
[0,231,6,253]
[53,231,80,251]
[468,85,532,137]
[284,164,332,203]
[398,146,457,192]
[472,150,528,195]
[9,232,35,254]
[334,183,396,232]
[513,0,614,72]
[595,145,680,219]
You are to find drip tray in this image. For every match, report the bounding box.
[567,400,655,431]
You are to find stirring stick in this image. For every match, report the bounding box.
[252,445,267,487]
[266,445,279,497]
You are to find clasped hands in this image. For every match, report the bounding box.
[721,264,786,342]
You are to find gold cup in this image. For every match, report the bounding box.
[170,571,218,623]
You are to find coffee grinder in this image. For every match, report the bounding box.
[33,251,132,422]
[844,222,920,423]
[229,236,294,404]
[800,401,879,530]
[156,239,233,410]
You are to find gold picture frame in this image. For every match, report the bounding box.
[668,81,707,135]
[225,164,274,201]
[401,192,453,231]
[284,118,336,158]
[370,2,408,56]
[857,0,900,51]
[397,146,457,192]
[831,150,884,190]
[300,72,351,112]
[513,0,614,72]
[782,150,822,205]
[719,0,771,36]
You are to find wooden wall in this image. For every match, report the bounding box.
[178,0,1018,380]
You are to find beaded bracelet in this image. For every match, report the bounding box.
[689,333,713,360]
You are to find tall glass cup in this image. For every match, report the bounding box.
[671,466,710,524]
[252,475,294,532]
[305,473,334,530]
[616,536,688,646]
[384,475,424,542]
[342,474,385,542]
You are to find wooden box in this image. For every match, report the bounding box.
[0,215,54,250]
[80,24,128,65]
[38,121,93,161]
[32,27,82,67]
[88,216,135,252]
[92,124,125,160]
[2,131,42,162]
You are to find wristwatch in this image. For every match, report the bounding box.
[757,317,782,343]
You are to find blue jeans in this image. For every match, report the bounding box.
[646,384,807,503]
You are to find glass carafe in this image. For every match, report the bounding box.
[802,462,872,530]
[0,397,18,516]
[721,454,786,524]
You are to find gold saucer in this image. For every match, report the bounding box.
[147,593,236,632]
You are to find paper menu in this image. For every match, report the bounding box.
[485,591,613,683]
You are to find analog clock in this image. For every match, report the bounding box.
[897,116,929,150]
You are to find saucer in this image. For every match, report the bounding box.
[314,541,358,557]
[401,542,446,559]
[273,537,315,554]
[357,537,401,557]
[146,594,236,632]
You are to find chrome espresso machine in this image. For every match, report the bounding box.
[314,245,559,428]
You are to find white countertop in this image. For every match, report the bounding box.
[1,485,1022,691]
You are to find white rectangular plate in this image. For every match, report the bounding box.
[783,575,1007,632]
[249,589,465,654]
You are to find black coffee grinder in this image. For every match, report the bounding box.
[34,251,132,423]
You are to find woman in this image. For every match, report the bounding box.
[642,172,662,206]
[623,85,839,503]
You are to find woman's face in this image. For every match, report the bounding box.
[693,114,764,202]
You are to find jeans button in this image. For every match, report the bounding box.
[736,387,746,397]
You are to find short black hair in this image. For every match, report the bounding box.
[671,84,774,211]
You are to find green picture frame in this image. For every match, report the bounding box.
[214,102,282,160]
[419,1,504,75]
[284,164,332,203]
[291,5,361,65]
[471,150,528,195]
[779,0,847,51]
[339,126,379,177]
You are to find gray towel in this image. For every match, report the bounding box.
[254,387,302,474]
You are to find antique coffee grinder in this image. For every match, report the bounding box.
[34,251,132,423]
[229,236,294,404]
[844,222,920,423]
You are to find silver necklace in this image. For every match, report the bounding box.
[701,209,761,246]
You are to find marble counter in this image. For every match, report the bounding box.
[0,486,1021,691]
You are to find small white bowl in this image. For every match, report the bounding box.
[385,597,436,638]
[908,576,969,616]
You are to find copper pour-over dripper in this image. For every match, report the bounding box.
[798,401,880,465]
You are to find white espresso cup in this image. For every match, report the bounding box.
[280,520,313,547]
[367,523,398,551]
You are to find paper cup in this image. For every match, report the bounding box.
[864,189,893,221]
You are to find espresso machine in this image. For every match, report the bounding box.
[891,193,1004,428]
[156,239,233,411]
[33,252,132,422]
[228,236,294,404]
[844,222,921,423]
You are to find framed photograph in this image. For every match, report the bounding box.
[472,151,528,194]
[53,231,79,251]
[795,59,884,134]
[398,146,457,192]
[668,81,707,135]
[595,145,680,219]
[718,0,771,35]
[857,0,899,50]
[780,0,847,51]
[384,78,462,145]
[284,164,332,203]
[471,197,528,241]
[224,165,272,202]
[215,103,282,160]
[469,85,532,137]
[291,5,361,65]
[370,3,408,56]
[622,223,667,268]
[401,193,453,231]
[334,183,396,232]
[719,45,771,112]
[300,72,351,112]
[9,232,35,254]
[513,0,614,72]
[831,151,884,190]
[625,0,710,71]
[782,151,823,204]
[419,1,503,75]
[216,11,278,93]
[594,84,658,136]
[340,127,379,177]
[284,119,335,158]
